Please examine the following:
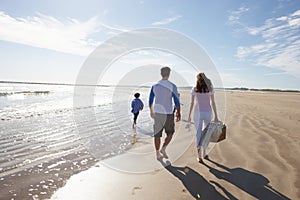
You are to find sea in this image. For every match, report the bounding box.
[0,82,153,199]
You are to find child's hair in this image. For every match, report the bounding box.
[134,93,140,98]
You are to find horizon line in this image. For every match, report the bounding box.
[0,80,299,92]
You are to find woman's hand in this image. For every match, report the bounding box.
[213,116,219,122]
[188,116,192,123]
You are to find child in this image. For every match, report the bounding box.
[131,93,144,128]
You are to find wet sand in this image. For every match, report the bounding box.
[0,149,97,200]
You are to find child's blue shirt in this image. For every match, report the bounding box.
[131,98,144,113]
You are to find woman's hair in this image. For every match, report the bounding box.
[195,73,213,93]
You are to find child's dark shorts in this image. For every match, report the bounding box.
[133,112,139,121]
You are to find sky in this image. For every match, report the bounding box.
[0,0,300,90]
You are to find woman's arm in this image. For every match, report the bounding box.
[188,95,195,122]
[211,94,219,121]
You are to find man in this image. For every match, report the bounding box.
[149,67,181,160]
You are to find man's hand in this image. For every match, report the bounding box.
[175,107,181,122]
[149,105,154,119]
[176,112,181,122]
[150,111,155,119]
[150,109,155,119]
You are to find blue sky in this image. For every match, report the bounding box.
[0,0,300,89]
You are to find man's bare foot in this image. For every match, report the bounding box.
[160,149,169,159]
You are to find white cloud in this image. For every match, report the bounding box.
[264,71,288,76]
[276,16,288,21]
[227,6,250,25]
[235,9,300,78]
[0,12,128,56]
[151,15,181,26]
[291,9,300,16]
[237,43,277,59]
[225,67,247,71]
[288,18,300,27]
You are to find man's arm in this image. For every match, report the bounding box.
[149,87,155,118]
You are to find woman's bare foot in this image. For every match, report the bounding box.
[197,157,204,164]
[156,152,163,160]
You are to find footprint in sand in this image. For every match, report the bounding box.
[150,169,161,175]
[181,189,189,200]
[131,186,142,195]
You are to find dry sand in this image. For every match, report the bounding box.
[51,91,300,200]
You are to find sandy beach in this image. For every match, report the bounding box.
[1,0,300,199]
[50,91,300,200]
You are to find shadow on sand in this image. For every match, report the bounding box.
[203,158,291,200]
[159,160,237,199]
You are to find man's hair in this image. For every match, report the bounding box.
[161,66,171,77]
[134,93,140,98]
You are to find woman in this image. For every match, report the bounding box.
[188,73,219,163]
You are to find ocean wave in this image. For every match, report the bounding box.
[0,91,50,96]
